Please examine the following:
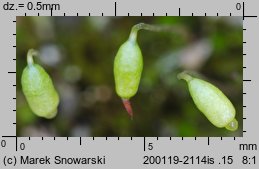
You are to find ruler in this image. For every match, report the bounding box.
[0,0,258,168]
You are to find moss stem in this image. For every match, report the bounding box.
[177,71,193,82]
[27,49,39,66]
[129,23,188,42]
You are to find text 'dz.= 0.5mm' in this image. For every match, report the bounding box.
[2,2,61,11]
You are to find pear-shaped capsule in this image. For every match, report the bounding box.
[178,72,238,131]
[114,38,143,118]
[21,49,59,119]
[114,22,182,118]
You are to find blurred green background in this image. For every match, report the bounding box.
[16,16,243,137]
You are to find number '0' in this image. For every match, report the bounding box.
[236,3,242,10]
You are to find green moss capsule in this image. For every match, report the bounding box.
[114,23,185,118]
[21,49,59,119]
[114,27,143,118]
[114,40,143,99]
[178,72,238,131]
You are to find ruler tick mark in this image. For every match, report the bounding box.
[144,137,146,151]
[242,2,245,20]
[244,15,258,18]
[15,137,17,151]
[115,2,117,16]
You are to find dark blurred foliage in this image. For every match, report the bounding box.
[16,16,242,137]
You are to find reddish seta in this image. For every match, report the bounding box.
[122,99,133,120]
